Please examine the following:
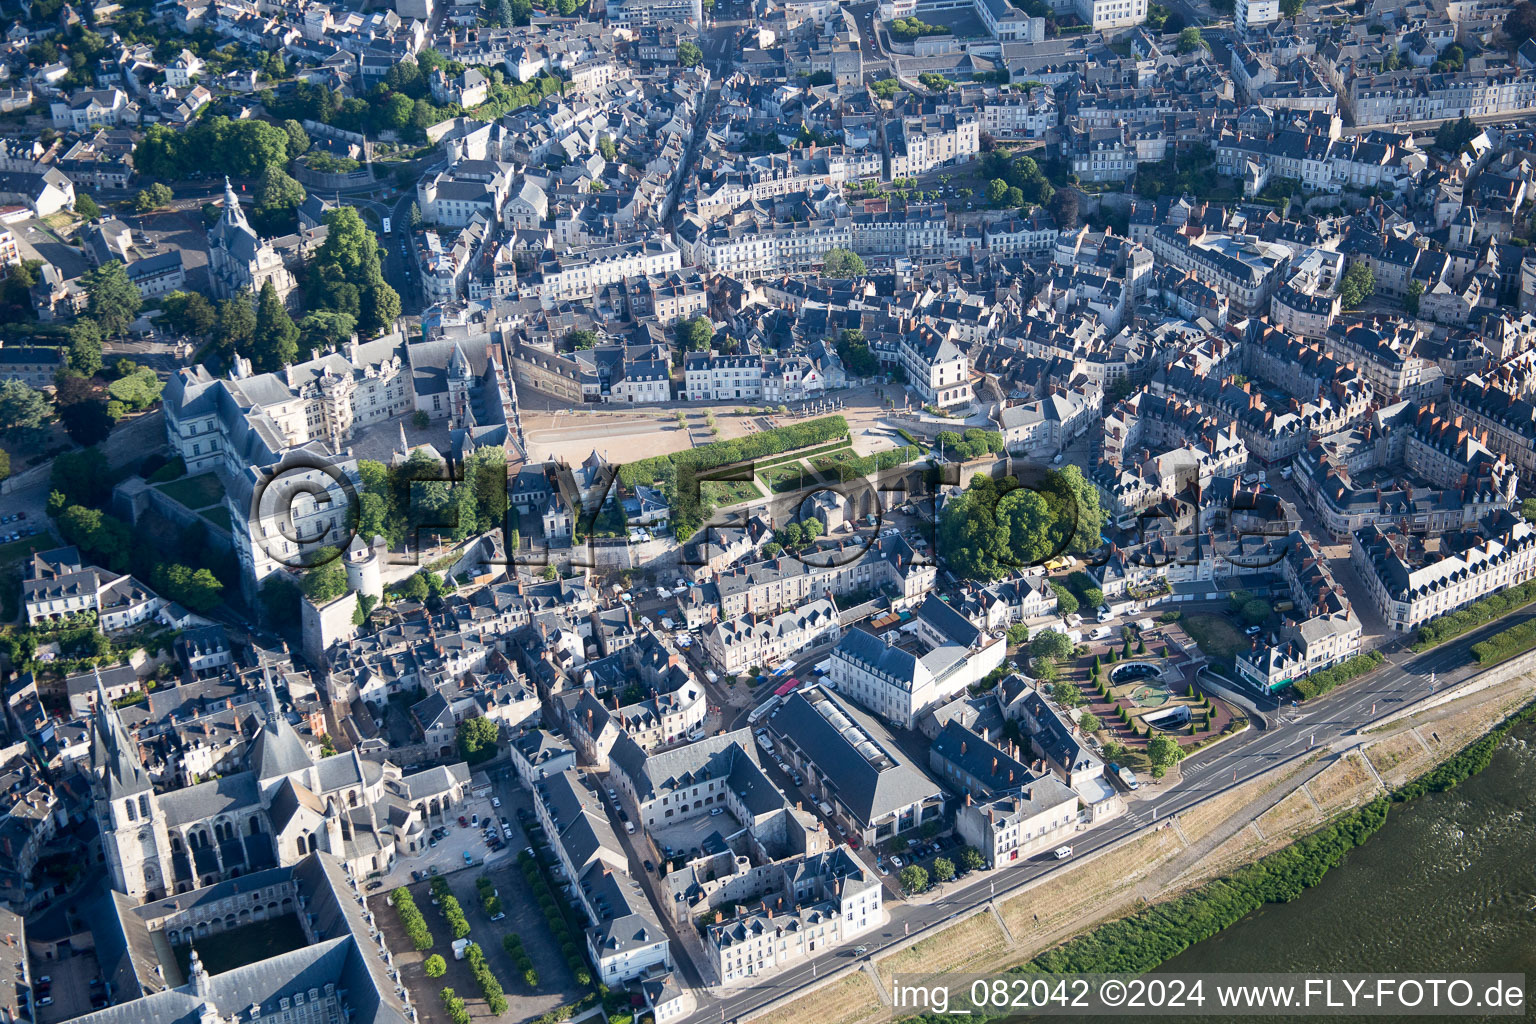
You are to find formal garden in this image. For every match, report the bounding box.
[1030,623,1242,777]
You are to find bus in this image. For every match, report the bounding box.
[382,216,392,234]
[747,695,781,725]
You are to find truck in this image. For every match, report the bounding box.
[452,938,471,960]
[1115,765,1140,790]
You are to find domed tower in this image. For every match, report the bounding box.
[345,535,383,601]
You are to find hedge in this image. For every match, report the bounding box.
[464,942,508,1015]
[616,415,850,538]
[476,875,501,916]
[1470,618,1536,665]
[390,887,434,951]
[1412,579,1536,650]
[942,697,1536,1002]
[1019,798,1391,975]
[442,988,471,1024]
[1292,650,1384,701]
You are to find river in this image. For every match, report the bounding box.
[1143,722,1536,1021]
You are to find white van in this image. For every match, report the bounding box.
[1090,626,1111,640]
[1053,846,1073,860]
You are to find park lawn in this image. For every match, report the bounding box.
[173,914,308,976]
[1182,614,1248,661]
[156,472,225,510]
[201,506,234,532]
[701,479,761,507]
[759,461,822,494]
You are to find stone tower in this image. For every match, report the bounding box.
[90,669,173,901]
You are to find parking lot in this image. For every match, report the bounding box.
[649,808,735,862]
[32,949,103,1023]
[373,790,510,891]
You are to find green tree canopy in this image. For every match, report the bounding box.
[215,294,257,359]
[73,192,101,220]
[301,548,348,603]
[676,315,714,351]
[0,380,51,438]
[678,40,703,67]
[253,281,300,371]
[67,319,103,376]
[1338,261,1375,308]
[823,247,866,277]
[83,260,142,337]
[309,208,400,335]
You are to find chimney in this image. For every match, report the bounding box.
[991,756,998,775]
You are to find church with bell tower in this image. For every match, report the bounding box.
[88,661,465,902]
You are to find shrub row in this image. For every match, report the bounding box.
[1412,579,1536,650]
[617,416,849,538]
[390,887,434,951]
[1020,798,1392,976]
[427,876,472,940]
[441,987,471,1024]
[1292,650,1384,701]
[520,852,593,987]
[464,941,508,1015]
[503,934,539,989]
[1395,699,1536,801]
[1470,618,1536,665]
[533,1005,577,1024]
[476,875,502,916]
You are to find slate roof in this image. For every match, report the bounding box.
[770,686,939,827]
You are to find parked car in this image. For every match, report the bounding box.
[366,880,384,891]
[491,797,501,808]
[890,856,903,868]
[458,816,468,827]
[643,859,654,872]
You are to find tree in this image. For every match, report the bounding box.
[0,380,50,438]
[1052,681,1085,708]
[1007,622,1030,648]
[1050,583,1079,618]
[959,846,985,872]
[1338,262,1374,308]
[156,563,223,613]
[1241,599,1272,626]
[52,447,110,506]
[134,182,174,211]
[1405,278,1424,316]
[1078,711,1101,733]
[1434,116,1478,155]
[1280,0,1304,15]
[108,367,163,411]
[161,291,217,337]
[83,260,142,337]
[597,133,617,161]
[1146,735,1186,777]
[59,399,114,445]
[215,294,257,358]
[310,208,401,336]
[424,955,447,979]
[282,119,311,157]
[678,40,703,66]
[253,281,300,371]
[898,864,929,894]
[932,857,956,883]
[1177,26,1206,52]
[567,329,599,350]
[676,315,714,351]
[1049,188,1079,230]
[1506,0,1536,43]
[987,177,1009,206]
[542,564,560,581]
[74,193,101,220]
[67,319,103,376]
[253,164,307,234]
[1031,629,1074,663]
[0,448,9,484]
[397,572,429,601]
[302,548,348,603]
[458,715,499,758]
[823,247,866,277]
